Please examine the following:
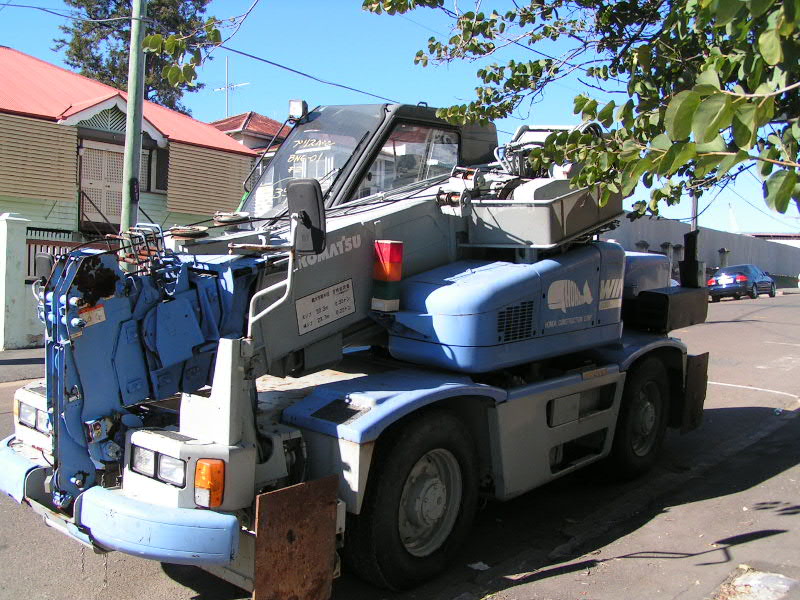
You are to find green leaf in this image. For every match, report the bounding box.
[651,133,672,151]
[758,28,783,65]
[696,69,721,90]
[716,150,750,178]
[732,102,758,149]
[714,0,744,26]
[573,95,589,114]
[167,65,182,86]
[597,101,616,127]
[182,64,197,86]
[747,0,773,17]
[621,158,652,195]
[764,169,797,212]
[692,94,733,143]
[665,90,701,140]
[670,142,698,174]
[695,153,725,177]
[697,135,728,153]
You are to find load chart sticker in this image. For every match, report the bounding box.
[296,279,355,335]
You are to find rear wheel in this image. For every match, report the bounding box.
[344,410,478,590]
[769,283,777,298]
[609,357,669,479]
[711,295,721,303]
[749,285,758,299]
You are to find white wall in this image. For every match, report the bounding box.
[602,216,800,278]
[0,214,43,349]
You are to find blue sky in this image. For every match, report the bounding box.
[1,0,798,233]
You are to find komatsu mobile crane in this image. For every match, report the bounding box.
[0,103,709,595]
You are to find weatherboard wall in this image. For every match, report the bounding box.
[0,113,78,204]
[166,142,252,215]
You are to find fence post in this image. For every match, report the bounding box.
[0,213,38,350]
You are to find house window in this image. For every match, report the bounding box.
[79,140,167,233]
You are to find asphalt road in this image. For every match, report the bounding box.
[0,293,797,600]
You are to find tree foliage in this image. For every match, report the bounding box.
[364,0,800,215]
[55,0,214,114]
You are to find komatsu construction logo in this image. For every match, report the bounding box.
[547,277,623,313]
[548,280,594,313]
[297,234,362,268]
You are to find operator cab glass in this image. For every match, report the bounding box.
[243,104,385,221]
[352,123,459,200]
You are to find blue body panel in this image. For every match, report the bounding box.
[0,435,239,566]
[0,435,37,502]
[79,487,240,566]
[40,248,262,505]
[283,369,506,443]
[385,243,625,373]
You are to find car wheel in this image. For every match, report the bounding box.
[711,296,720,303]
[769,283,777,298]
[609,357,669,479]
[733,293,741,300]
[344,410,479,590]
[749,285,758,299]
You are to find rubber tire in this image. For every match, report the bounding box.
[343,410,479,590]
[769,283,777,298]
[733,294,741,300]
[749,285,758,299]
[711,296,721,303]
[609,357,669,480]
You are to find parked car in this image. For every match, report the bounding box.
[707,264,776,301]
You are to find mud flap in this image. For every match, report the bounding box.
[254,475,339,600]
[681,352,709,433]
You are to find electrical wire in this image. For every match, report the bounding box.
[220,45,400,104]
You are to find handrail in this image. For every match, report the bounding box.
[246,213,299,339]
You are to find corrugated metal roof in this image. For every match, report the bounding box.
[0,46,256,156]
[212,111,289,138]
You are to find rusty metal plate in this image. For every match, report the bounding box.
[253,475,339,600]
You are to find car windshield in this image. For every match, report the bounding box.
[242,104,385,220]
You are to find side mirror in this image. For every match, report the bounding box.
[287,179,326,255]
[34,251,54,280]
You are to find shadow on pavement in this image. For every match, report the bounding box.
[158,406,798,600]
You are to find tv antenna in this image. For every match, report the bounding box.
[214,57,250,117]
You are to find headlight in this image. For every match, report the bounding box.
[36,409,51,433]
[18,402,37,428]
[131,446,156,477]
[157,454,186,487]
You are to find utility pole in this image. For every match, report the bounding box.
[120,0,148,235]
[690,188,699,232]
[214,57,250,117]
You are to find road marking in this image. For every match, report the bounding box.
[764,341,800,348]
[708,381,800,401]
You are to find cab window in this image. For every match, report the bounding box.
[353,123,459,199]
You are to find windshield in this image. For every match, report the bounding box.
[242,105,385,219]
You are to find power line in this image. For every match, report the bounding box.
[220,45,400,103]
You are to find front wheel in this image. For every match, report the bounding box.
[769,283,777,298]
[344,410,478,590]
[609,357,669,479]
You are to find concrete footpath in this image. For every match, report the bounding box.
[462,412,800,600]
[0,347,44,383]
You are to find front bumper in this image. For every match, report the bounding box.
[0,435,239,566]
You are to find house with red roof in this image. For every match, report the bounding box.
[0,46,257,247]
[211,111,289,153]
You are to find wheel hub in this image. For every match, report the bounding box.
[398,448,463,557]
[409,478,447,526]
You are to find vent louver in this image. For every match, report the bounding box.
[497,301,535,342]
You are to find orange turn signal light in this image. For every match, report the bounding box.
[194,458,225,508]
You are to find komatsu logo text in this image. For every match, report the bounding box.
[547,280,593,313]
[297,234,362,268]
